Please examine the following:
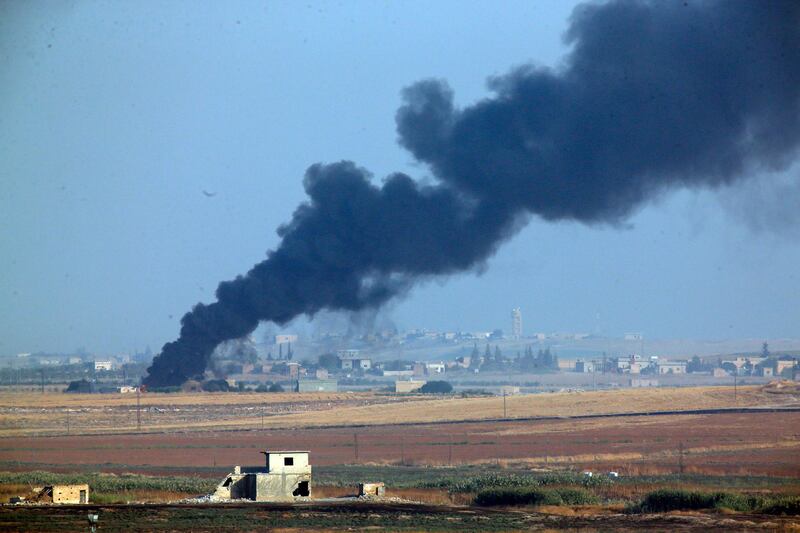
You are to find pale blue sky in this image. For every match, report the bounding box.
[1,0,798,355]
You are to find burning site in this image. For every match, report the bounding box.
[3,0,800,531]
[145,0,800,388]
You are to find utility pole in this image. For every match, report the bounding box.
[448,434,453,465]
[66,410,70,435]
[40,369,45,394]
[400,436,405,465]
[678,441,685,474]
[354,433,359,462]
[136,386,141,431]
[734,372,738,402]
[503,391,507,418]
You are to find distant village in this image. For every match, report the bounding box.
[2,308,797,394]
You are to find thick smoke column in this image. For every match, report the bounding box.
[145,0,800,387]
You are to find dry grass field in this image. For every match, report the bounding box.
[1,385,796,437]
[0,391,360,408]
[244,385,798,429]
[0,391,433,437]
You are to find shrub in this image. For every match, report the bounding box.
[553,487,599,505]
[639,489,714,512]
[268,383,284,392]
[419,381,453,394]
[475,487,563,507]
[713,492,764,512]
[201,379,230,392]
[422,471,609,493]
[65,379,92,393]
[638,489,765,513]
[760,496,800,515]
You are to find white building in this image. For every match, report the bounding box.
[426,362,446,374]
[339,354,371,370]
[657,360,687,374]
[94,360,113,371]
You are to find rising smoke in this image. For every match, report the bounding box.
[144,0,800,387]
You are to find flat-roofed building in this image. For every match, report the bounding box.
[32,484,89,504]
[215,451,311,502]
[657,360,687,374]
[339,355,372,370]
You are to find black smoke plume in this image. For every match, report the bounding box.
[145,0,800,387]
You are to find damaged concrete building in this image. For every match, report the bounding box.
[214,451,311,501]
[26,485,90,504]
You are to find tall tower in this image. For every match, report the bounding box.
[511,307,522,339]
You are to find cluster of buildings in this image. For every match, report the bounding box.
[10,351,146,370]
[574,353,798,379]
[574,355,681,375]
[717,354,798,378]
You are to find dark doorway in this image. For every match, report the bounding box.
[292,481,310,497]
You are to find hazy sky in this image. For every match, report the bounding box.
[2,0,799,356]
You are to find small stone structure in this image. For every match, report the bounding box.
[214,451,311,501]
[358,482,385,497]
[395,379,426,393]
[31,484,90,504]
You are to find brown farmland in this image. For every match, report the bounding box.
[3,410,799,477]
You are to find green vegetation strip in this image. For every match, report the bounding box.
[0,471,215,495]
[2,468,799,515]
[635,488,800,515]
[475,486,598,506]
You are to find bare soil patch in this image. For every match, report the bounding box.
[2,411,798,477]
